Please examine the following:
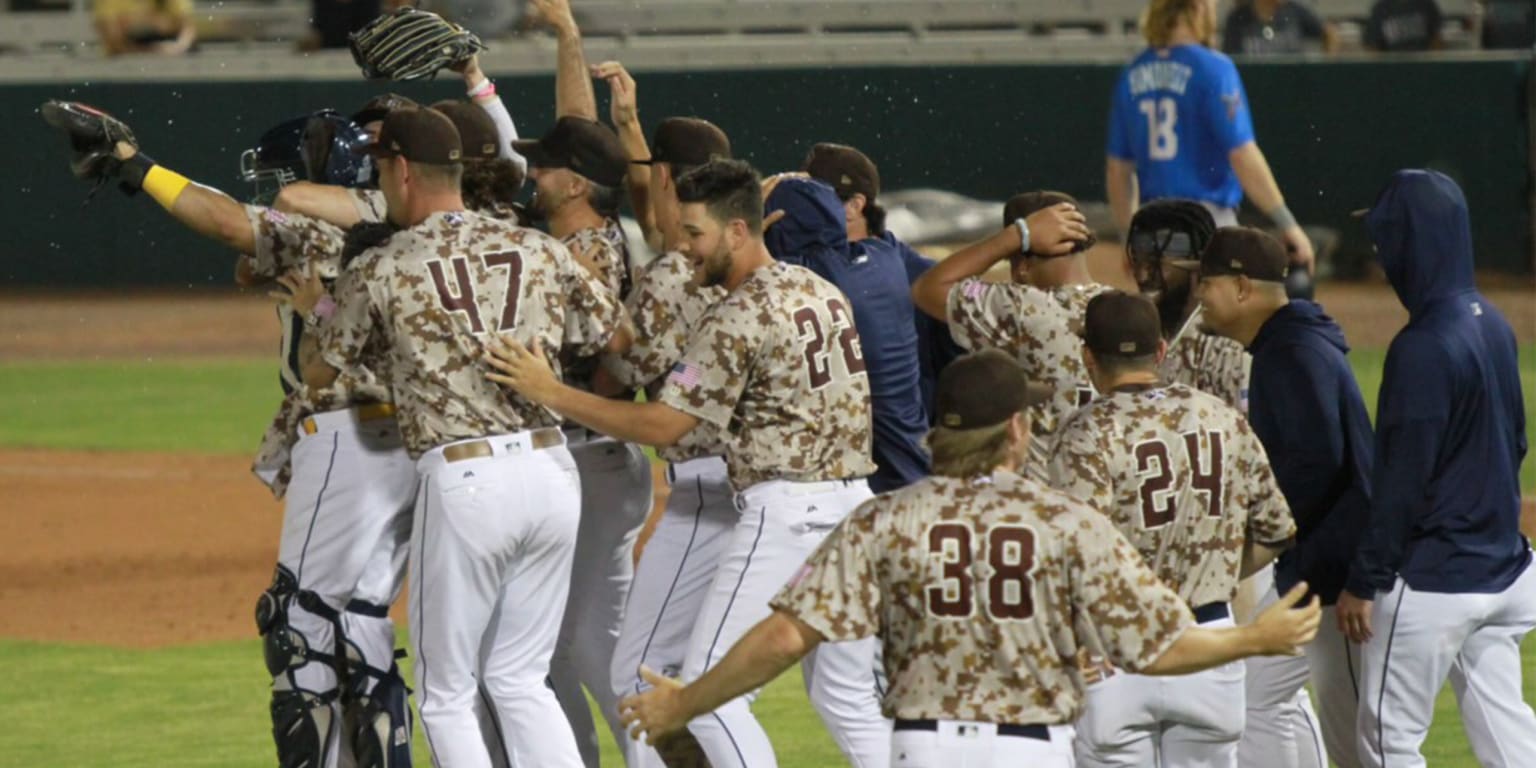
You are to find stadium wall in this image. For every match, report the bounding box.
[4,57,1530,286]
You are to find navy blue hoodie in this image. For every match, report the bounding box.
[1247,301,1375,604]
[860,232,965,423]
[765,177,931,492]
[1346,169,1531,597]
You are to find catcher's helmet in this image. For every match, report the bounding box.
[239,111,374,203]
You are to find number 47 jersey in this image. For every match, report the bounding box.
[1047,383,1295,608]
[322,210,625,458]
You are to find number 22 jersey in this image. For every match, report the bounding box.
[321,210,625,457]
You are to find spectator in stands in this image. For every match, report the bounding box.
[93,0,196,56]
[1477,0,1535,49]
[1363,0,1444,51]
[1222,0,1338,55]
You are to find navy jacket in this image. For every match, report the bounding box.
[861,232,965,425]
[1346,169,1531,597]
[765,178,931,492]
[1247,301,1375,604]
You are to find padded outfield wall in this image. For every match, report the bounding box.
[2,56,1530,286]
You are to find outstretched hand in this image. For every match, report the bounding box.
[618,665,691,744]
[483,334,561,404]
[1252,582,1322,655]
[591,60,638,127]
[529,0,577,34]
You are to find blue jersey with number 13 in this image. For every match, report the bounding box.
[1107,44,1255,209]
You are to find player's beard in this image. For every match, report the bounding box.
[529,183,567,221]
[1155,278,1194,339]
[698,241,734,288]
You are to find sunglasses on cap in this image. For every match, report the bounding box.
[1128,229,1198,266]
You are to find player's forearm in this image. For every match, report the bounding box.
[911,226,1017,320]
[554,28,598,120]
[1229,143,1292,225]
[675,611,820,722]
[168,182,258,255]
[1143,624,1267,676]
[616,117,658,242]
[1106,157,1138,236]
[545,385,689,446]
[274,182,363,228]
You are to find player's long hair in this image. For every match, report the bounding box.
[926,413,1026,478]
[461,158,526,213]
[1141,0,1215,48]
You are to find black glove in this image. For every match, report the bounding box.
[39,100,142,186]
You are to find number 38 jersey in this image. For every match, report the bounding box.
[656,261,875,491]
[770,471,1194,724]
[1047,383,1294,608]
[321,210,625,457]
[1106,44,1255,209]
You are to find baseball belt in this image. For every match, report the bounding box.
[442,428,564,462]
[300,402,397,435]
[893,719,1051,742]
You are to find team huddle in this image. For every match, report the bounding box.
[39,0,1534,767]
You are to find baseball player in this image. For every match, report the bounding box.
[40,100,417,768]
[762,173,931,491]
[616,349,1324,768]
[1105,0,1315,275]
[1339,170,1536,768]
[910,198,1098,481]
[485,159,890,768]
[1048,290,1297,767]
[294,106,629,768]
[592,65,738,768]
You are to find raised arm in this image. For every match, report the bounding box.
[532,0,599,120]
[910,203,1088,320]
[593,60,657,244]
[456,53,529,174]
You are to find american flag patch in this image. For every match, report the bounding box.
[667,361,704,390]
[964,280,986,299]
[264,209,289,226]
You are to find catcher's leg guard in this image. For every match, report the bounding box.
[257,565,343,768]
[342,599,413,768]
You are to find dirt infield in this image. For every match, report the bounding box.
[0,283,1530,647]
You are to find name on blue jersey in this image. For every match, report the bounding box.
[1129,61,1193,96]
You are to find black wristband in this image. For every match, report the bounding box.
[117,152,157,194]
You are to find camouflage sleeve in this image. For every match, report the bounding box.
[769,502,882,642]
[565,230,628,300]
[655,297,762,429]
[556,239,625,358]
[1068,509,1194,673]
[349,189,387,224]
[602,254,690,389]
[1239,423,1297,546]
[1046,413,1114,511]
[241,206,347,280]
[944,278,1042,351]
[319,258,381,374]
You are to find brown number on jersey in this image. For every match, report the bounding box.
[794,298,866,390]
[1134,431,1226,529]
[427,250,524,335]
[1076,387,1095,408]
[926,523,1038,621]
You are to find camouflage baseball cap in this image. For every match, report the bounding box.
[934,349,1052,429]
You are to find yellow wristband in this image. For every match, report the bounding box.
[143,164,191,210]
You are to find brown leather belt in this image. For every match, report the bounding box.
[301,403,397,435]
[442,428,564,462]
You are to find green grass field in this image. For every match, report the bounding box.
[0,347,1532,767]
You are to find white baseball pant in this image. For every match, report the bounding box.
[682,477,892,768]
[891,720,1076,768]
[1075,609,1245,768]
[1239,566,1329,768]
[275,407,416,768]
[549,431,654,767]
[1357,555,1536,768]
[610,455,738,768]
[411,430,584,768]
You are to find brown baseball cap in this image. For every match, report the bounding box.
[431,100,500,162]
[363,107,463,164]
[933,349,1052,430]
[803,142,879,201]
[352,93,419,127]
[1083,290,1162,357]
[1199,226,1289,282]
[637,117,732,168]
[513,116,628,188]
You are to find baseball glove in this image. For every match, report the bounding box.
[39,100,139,183]
[349,7,486,82]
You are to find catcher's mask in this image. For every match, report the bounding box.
[1125,200,1216,297]
[240,111,375,205]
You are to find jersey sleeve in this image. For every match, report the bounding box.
[1238,421,1298,547]
[769,502,883,642]
[1206,57,1256,152]
[242,206,346,279]
[556,240,625,358]
[602,255,690,389]
[349,188,387,224]
[1105,74,1136,160]
[1069,510,1194,673]
[319,258,382,374]
[655,296,763,429]
[945,279,1040,352]
[1047,412,1114,512]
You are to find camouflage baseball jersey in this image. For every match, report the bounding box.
[603,250,729,463]
[946,278,1110,480]
[770,471,1195,723]
[657,261,875,490]
[1162,308,1251,413]
[350,188,388,224]
[558,218,633,392]
[241,205,392,498]
[320,209,625,457]
[1046,383,1294,607]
